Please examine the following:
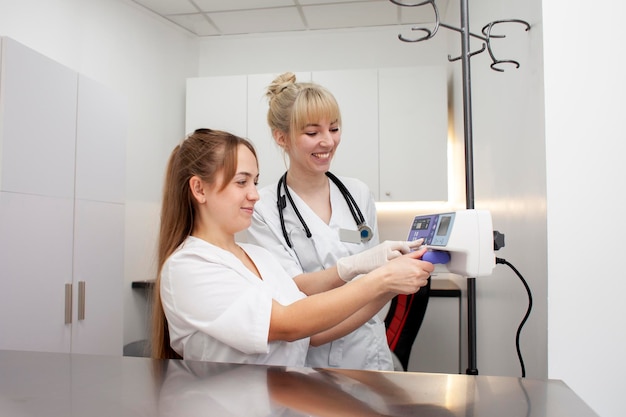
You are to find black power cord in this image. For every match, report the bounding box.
[495,256,533,378]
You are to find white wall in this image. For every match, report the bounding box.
[0,0,199,345]
[543,2,626,417]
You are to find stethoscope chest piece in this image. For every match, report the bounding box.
[358,224,373,243]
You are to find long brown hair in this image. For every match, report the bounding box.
[150,128,257,359]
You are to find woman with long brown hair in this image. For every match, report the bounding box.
[151,128,432,365]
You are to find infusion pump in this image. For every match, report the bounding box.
[408,209,496,277]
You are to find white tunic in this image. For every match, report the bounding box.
[161,236,309,366]
[247,175,394,371]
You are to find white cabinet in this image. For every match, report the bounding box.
[0,37,126,355]
[71,74,126,355]
[186,67,448,201]
[0,193,75,352]
[71,200,124,354]
[311,69,380,199]
[379,66,448,202]
[0,38,77,198]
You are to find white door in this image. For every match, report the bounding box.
[0,192,74,352]
[378,66,448,201]
[71,200,124,355]
[0,36,77,198]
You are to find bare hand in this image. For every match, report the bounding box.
[379,247,434,295]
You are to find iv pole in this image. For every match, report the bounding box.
[458,0,479,375]
[389,0,530,375]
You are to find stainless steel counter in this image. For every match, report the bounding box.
[0,350,597,416]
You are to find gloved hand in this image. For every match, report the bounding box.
[336,238,424,282]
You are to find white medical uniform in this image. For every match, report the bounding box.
[247,175,394,371]
[161,236,309,366]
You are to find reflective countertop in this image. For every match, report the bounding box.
[0,350,597,416]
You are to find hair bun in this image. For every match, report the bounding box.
[267,72,297,98]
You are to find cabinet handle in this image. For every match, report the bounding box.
[78,281,86,321]
[64,283,72,324]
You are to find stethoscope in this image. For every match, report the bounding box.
[277,171,373,248]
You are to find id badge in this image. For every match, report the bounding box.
[339,228,361,244]
[339,224,373,244]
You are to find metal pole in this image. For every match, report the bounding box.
[459,0,478,375]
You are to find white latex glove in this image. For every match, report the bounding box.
[336,238,424,282]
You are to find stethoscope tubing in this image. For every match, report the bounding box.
[276,171,370,248]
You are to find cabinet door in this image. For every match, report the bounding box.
[185,75,247,137]
[312,69,380,200]
[378,66,448,201]
[0,192,74,353]
[71,200,124,355]
[72,75,126,355]
[0,37,78,198]
[75,75,126,204]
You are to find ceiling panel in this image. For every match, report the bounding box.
[129,0,448,37]
[167,13,219,37]
[210,7,306,35]
[298,0,362,4]
[193,0,295,12]
[132,0,198,15]
[304,2,398,30]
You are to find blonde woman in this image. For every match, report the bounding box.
[247,73,429,370]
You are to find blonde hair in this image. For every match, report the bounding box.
[266,72,342,145]
[150,128,257,359]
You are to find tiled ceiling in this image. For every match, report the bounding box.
[130,0,448,37]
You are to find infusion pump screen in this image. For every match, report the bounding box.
[413,218,431,230]
[437,216,452,236]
